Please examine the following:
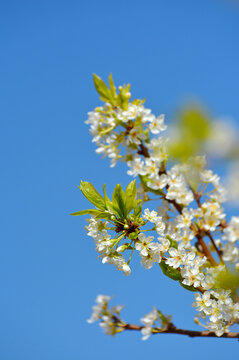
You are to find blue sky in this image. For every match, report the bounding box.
[1,0,239,359]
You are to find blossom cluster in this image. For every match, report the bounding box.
[87,295,124,335]
[85,217,131,276]
[140,306,171,340]
[88,295,172,341]
[193,289,239,337]
[222,217,239,266]
[76,75,239,339]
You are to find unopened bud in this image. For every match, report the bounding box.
[117,243,129,253]
[122,263,131,276]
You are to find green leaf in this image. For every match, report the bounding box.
[95,211,113,220]
[166,235,178,249]
[133,203,142,218]
[179,281,198,292]
[159,262,182,281]
[70,209,101,216]
[125,180,137,215]
[180,107,210,141]
[144,128,150,143]
[103,184,113,212]
[79,181,106,211]
[112,184,126,218]
[157,310,170,327]
[108,73,117,102]
[168,106,211,162]
[93,74,112,103]
[214,269,239,292]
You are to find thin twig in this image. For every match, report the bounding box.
[194,230,217,266]
[206,231,224,264]
[137,143,150,158]
[136,140,218,266]
[190,188,224,265]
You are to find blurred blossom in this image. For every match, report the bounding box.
[169,104,239,207]
[205,117,239,159]
[224,162,239,206]
[170,104,239,162]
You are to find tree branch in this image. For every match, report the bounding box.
[123,323,239,339]
[206,230,224,264]
[136,139,219,267]
[195,230,217,266]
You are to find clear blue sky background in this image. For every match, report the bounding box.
[1,0,239,359]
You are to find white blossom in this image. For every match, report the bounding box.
[127,156,147,177]
[135,233,155,257]
[149,114,167,134]
[165,247,186,268]
[140,307,158,340]
[181,266,204,288]
[223,216,239,243]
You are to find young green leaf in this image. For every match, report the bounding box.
[166,235,178,249]
[108,73,117,102]
[95,211,113,221]
[157,310,170,328]
[125,180,137,215]
[70,209,101,216]
[79,181,106,211]
[179,281,198,292]
[93,74,112,103]
[112,184,127,218]
[133,203,142,218]
[103,184,113,212]
[159,262,182,281]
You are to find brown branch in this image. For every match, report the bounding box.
[190,189,224,265]
[167,198,183,214]
[194,191,202,207]
[123,323,239,339]
[195,230,217,266]
[206,231,224,264]
[136,140,219,267]
[137,143,150,158]
[164,187,217,266]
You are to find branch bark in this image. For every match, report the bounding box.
[123,323,239,339]
[206,230,224,264]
